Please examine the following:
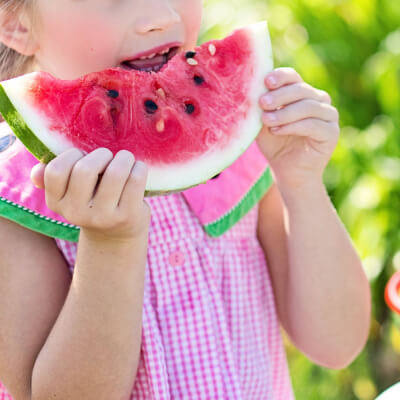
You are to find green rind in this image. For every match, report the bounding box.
[0,84,56,164]
[204,166,273,237]
[0,196,80,242]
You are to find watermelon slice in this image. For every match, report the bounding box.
[0,22,273,194]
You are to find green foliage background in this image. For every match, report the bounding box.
[200,0,400,399]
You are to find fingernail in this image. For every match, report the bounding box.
[267,76,277,87]
[266,113,277,122]
[262,95,273,106]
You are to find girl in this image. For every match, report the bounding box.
[0,1,371,399]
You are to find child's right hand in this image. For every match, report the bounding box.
[30,147,151,243]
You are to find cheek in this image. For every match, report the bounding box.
[34,6,121,78]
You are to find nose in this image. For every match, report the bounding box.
[135,0,181,34]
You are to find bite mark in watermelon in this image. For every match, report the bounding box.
[0,22,273,194]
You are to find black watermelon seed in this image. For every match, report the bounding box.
[185,51,196,59]
[194,75,205,85]
[185,103,195,115]
[107,89,119,98]
[144,100,158,114]
[211,173,221,180]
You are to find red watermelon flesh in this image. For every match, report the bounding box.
[0,23,273,193]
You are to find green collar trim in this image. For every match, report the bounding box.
[0,196,80,242]
[0,166,273,241]
[204,167,273,237]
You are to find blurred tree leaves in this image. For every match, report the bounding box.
[200,0,400,399]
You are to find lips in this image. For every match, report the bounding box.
[121,46,181,73]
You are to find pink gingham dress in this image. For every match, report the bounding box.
[0,134,295,399]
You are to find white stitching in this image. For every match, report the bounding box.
[0,196,79,230]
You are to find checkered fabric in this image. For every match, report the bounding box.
[0,193,294,399]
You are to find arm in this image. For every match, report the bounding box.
[257,182,370,369]
[0,218,148,400]
[0,218,71,400]
[255,68,371,369]
[1,148,150,400]
[31,148,151,400]
[32,229,148,400]
[0,219,146,400]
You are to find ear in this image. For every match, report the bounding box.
[0,10,38,56]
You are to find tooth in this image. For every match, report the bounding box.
[139,53,152,60]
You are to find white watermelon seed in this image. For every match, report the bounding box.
[208,44,216,56]
[156,88,166,99]
[187,58,198,66]
[156,119,165,132]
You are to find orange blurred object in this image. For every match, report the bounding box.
[385,271,400,315]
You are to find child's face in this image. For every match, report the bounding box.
[32,0,203,79]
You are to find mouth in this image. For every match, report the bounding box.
[120,46,180,73]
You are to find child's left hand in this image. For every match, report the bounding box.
[256,67,339,192]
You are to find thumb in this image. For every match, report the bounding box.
[30,163,46,189]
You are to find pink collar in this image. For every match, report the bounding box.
[0,136,272,241]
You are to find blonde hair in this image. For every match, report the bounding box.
[0,0,35,81]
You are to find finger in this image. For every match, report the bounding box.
[92,150,136,209]
[265,67,303,90]
[44,148,85,202]
[30,163,46,189]
[262,99,339,128]
[67,148,114,205]
[119,161,148,213]
[269,118,340,141]
[260,82,332,111]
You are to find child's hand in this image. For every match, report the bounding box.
[257,67,339,192]
[31,148,151,242]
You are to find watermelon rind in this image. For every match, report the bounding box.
[0,84,56,164]
[0,22,273,194]
[0,72,76,158]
